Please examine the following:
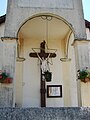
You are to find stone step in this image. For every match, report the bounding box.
[0,107,90,120]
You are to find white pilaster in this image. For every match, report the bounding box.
[74,40,90,106]
[0,37,17,107]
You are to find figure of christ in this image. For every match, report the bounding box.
[29,40,56,107]
[36,53,51,74]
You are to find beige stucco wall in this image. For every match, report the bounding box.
[1,21,78,107]
[1,20,90,107]
[4,0,86,39]
[81,28,90,107]
[18,38,65,107]
[86,28,90,40]
[0,23,5,37]
[15,31,78,107]
[15,62,23,107]
[0,23,5,100]
[0,23,17,107]
[0,23,5,69]
[1,22,90,107]
[67,33,78,106]
[0,0,89,107]
[4,0,87,106]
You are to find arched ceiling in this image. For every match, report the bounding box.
[19,16,72,41]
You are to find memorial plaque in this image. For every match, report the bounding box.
[18,0,73,9]
[47,85,62,98]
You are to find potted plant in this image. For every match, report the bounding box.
[0,70,12,84]
[77,67,90,83]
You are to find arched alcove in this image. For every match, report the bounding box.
[15,13,77,107]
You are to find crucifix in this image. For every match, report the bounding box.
[29,40,56,107]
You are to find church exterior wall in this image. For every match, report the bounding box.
[0,17,78,107]
[0,23,5,69]
[4,0,86,40]
[86,28,90,40]
[0,19,17,107]
[1,17,90,107]
[0,23,5,37]
[0,0,90,107]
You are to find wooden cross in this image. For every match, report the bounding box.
[29,40,56,107]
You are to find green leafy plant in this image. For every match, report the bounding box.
[0,70,12,83]
[77,67,90,83]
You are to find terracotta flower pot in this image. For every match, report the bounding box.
[81,77,90,83]
[0,78,12,84]
[4,78,12,83]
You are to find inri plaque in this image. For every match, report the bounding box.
[18,0,73,9]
